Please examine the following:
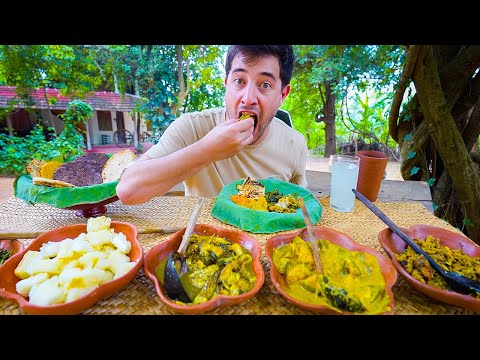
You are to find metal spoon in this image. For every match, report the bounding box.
[353,188,480,296]
[163,197,205,302]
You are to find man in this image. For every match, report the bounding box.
[116,45,308,205]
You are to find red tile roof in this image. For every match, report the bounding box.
[0,86,143,112]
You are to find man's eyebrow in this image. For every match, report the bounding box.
[231,68,277,81]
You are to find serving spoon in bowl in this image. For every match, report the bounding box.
[353,189,480,296]
[298,196,364,312]
[163,197,205,302]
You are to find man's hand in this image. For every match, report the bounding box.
[199,118,254,161]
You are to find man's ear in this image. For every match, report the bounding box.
[279,84,291,105]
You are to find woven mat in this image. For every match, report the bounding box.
[0,196,474,315]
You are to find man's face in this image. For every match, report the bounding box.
[224,53,290,145]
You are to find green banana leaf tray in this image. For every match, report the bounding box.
[14,174,119,217]
[211,178,322,234]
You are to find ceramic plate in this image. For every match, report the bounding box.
[265,226,397,315]
[379,224,480,312]
[0,221,143,315]
[143,223,265,314]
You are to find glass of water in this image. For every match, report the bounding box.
[330,154,360,212]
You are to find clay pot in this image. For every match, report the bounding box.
[356,150,388,202]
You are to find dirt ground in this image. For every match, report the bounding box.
[0,154,403,205]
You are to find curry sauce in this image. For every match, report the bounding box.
[273,236,391,314]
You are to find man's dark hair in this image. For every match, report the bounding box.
[225,45,295,89]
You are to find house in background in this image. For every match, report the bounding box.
[0,86,153,152]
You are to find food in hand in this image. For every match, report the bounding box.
[239,112,255,121]
[14,216,137,306]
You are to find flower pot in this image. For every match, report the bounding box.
[356,150,388,202]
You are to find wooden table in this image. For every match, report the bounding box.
[0,193,472,315]
[166,170,434,212]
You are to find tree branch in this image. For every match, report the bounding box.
[413,45,480,243]
[388,45,419,143]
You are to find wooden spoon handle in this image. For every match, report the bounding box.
[178,197,205,256]
[298,196,323,274]
[0,226,182,240]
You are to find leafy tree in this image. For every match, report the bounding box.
[388,45,480,243]
[289,45,403,157]
[89,45,226,139]
[0,45,102,132]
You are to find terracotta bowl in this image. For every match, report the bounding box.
[379,224,480,312]
[0,221,143,315]
[0,240,24,267]
[265,226,398,315]
[143,223,265,314]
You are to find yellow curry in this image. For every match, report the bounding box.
[273,236,391,314]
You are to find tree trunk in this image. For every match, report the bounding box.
[323,81,337,157]
[401,46,480,243]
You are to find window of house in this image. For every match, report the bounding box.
[97,111,113,131]
[51,110,65,117]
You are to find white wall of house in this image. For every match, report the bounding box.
[87,110,149,146]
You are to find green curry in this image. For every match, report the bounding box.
[156,234,256,305]
[273,236,391,314]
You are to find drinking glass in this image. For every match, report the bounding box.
[330,154,360,212]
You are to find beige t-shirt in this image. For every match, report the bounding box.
[144,107,308,197]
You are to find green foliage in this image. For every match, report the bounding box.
[60,99,93,125]
[410,166,420,176]
[282,71,325,150]
[0,124,84,176]
[87,45,226,136]
[287,45,404,155]
[407,151,416,159]
[0,45,102,101]
[0,99,90,175]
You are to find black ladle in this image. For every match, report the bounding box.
[163,197,205,302]
[353,189,480,296]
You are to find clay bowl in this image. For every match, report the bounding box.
[265,226,398,315]
[143,223,265,314]
[0,239,24,267]
[379,224,480,313]
[0,221,143,315]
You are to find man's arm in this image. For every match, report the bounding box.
[116,117,254,204]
